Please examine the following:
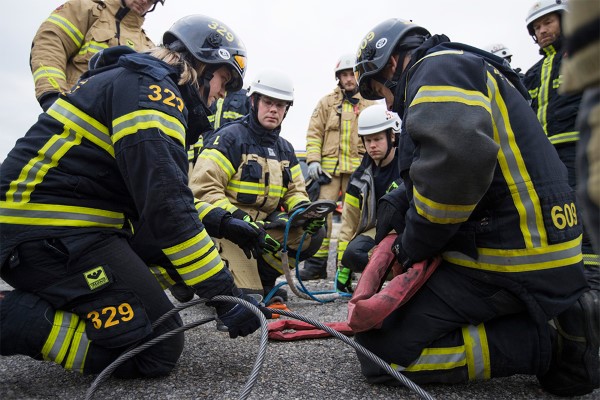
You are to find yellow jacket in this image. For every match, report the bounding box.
[30,0,154,102]
[305,86,376,175]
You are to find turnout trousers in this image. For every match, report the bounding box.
[0,232,184,377]
[354,261,561,385]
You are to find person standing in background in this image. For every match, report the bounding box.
[30,0,165,111]
[299,53,377,281]
[523,0,599,288]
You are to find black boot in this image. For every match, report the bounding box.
[298,257,328,280]
[0,290,54,358]
[538,289,600,396]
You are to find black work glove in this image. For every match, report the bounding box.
[243,217,281,254]
[39,92,59,112]
[304,217,326,235]
[374,187,410,244]
[208,288,271,339]
[220,215,263,259]
[391,235,415,273]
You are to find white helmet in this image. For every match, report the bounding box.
[526,0,568,36]
[247,69,294,103]
[485,43,513,59]
[358,104,401,136]
[334,53,356,78]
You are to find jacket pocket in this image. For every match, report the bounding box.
[237,160,262,204]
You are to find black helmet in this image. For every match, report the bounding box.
[163,15,247,91]
[355,18,429,100]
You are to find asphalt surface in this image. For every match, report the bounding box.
[1,234,599,400]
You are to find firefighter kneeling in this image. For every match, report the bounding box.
[351,18,599,397]
[0,15,268,377]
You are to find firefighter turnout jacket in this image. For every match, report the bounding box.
[523,38,583,147]
[337,151,400,262]
[31,0,154,105]
[306,86,376,175]
[1,49,233,296]
[191,114,309,221]
[394,35,586,319]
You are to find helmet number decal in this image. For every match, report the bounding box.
[357,31,375,58]
[148,84,184,112]
[207,21,235,43]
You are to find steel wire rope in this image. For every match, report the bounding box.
[271,308,435,400]
[85,296,270,400]
[85,297,434,400]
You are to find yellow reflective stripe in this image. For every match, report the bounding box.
[487,72,547,248]
[410,85,492,114]
[112,110,185,146]
[222,111,244,119]
[290,164,302,180]
[0,201,125,228]
[313,238,330,258]
[413,187,475,224]
[443,235,583,272]
[33,65,66,84]
[262,252,285,273]
[537,50,556,133]
[42,311,79,364]
[337,240,348,259]
[194,199,217,219]
[340,101,353,171]
[162,231,225,286]
[583,253,600,267]
[462,324,491,380]
[548,131,579,144]
[321,157,338,174]
[163,230,214,264]
[78,41,109,56]
[149,264,177,289]
[345,192,360,209]
[227,179,263,195]
[47,14,84,47]
[212,98,224,129]
[403,346,467,372]
[306,137,323,156]
[177,247,224,286]
[199,148,236,178]
[64,319,89,373]
[5,128,81,203]
[285,195,307,211]
[47,99,113,156]
[226,180,286,198]
[213,198,238,213]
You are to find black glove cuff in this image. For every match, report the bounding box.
[232,209,250,221]
[392,242,414,271]
[39,92,60,112]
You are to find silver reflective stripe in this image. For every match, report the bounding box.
[486,72,546,247]
[43,311,79,364]
[1,202,125,228]
[165,233,216,265]
[403,347,466,372]
[463,324,490,380]
[443,235,582,272]
[65,319,90,373]
[9,128,80,203]
[177,251,222,283]
[47,99,113,155]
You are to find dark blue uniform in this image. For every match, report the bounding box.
[356,36,588,385]
[0,50,233,376]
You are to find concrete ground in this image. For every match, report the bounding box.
[1,227,599,399]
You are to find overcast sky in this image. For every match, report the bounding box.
[0,0,544,162]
